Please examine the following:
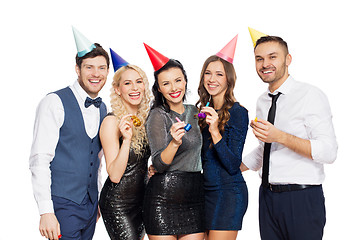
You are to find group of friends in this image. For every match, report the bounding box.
[29,27,338,240]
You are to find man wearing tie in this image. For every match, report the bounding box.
[29,28,109,240]
[242,35,337,240]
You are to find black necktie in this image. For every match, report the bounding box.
[84,97,102,108]
[262,92,281,187]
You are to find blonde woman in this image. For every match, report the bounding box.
[99,64,151,240]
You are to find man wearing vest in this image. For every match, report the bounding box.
[29,27,109,240]
[242,30,338,239]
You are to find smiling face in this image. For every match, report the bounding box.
[76,56,109,98]
[157,67,186,108]
[203,60,228,99]
[254,41,292,91]
[115,68,145,109]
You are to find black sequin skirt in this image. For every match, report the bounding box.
[143,171,205,235]
[99,177,145,240]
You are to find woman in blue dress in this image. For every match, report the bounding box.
[196,54,249,240]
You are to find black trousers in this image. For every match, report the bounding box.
[259,185,326,240]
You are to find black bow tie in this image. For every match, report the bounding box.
[85,97,102,108]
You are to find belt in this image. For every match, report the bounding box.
[267,184,321,193]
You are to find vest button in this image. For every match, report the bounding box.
[90,162,93,166]
[90,151,93,154]
[89,174,92,178]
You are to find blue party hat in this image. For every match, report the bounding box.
[72,26,96,57]
[110,48,129,72]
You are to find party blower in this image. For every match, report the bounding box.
[175,117,192,132]
[198,102,210,119]
[131,116,142,127]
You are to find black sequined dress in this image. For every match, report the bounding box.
[99,139,150,240]
[143,105,205,235]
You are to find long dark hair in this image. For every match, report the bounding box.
[196,55,236,133]
[151,59,188,112]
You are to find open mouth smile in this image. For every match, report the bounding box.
[169,91,181,98]
[129,92,141,100]
[261,68,275,75]
[89,79,101,84]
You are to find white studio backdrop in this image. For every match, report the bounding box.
[1,0,358,239]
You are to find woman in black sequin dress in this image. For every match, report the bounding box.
[99,64,151,240]
[142,44,204,240]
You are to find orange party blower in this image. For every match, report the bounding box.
[131,116,141,127]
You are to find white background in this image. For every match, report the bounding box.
[1,0,359,239]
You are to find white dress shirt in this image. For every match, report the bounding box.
[29,80,104,215]
[243,76,337,185]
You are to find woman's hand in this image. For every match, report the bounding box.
[148,165,157,178]
[170,121,186,147]
[118,114,133,141]
[201,107,222,144]
[202,107,220,134]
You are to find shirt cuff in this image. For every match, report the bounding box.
[242,157,259,171]
[310,139,337,164]
[242,145,264,171]
[37,200,54,215]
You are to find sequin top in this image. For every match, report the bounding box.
[201,102,249,189]
[146,104,202,173]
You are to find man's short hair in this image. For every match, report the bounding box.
[255,36,289,54]
[75,43,110,68]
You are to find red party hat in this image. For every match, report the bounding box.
[143,43,170,71]
[216,34,238,64]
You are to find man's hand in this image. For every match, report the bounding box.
[251,118,283,143]
[39,213,61,240]
[250,118,312,159]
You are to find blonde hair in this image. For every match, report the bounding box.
[110,64,152,155]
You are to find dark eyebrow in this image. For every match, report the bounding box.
[255,52,278,58]
[83,64,107,68]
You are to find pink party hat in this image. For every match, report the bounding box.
[216,34,238,64]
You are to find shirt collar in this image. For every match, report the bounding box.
[267,75,295,96]
[72,80,91,102]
